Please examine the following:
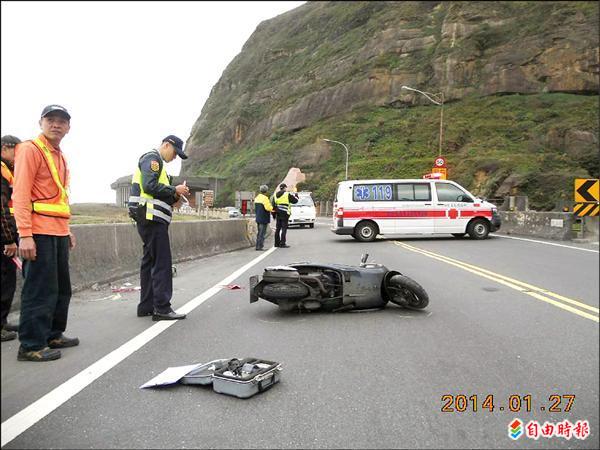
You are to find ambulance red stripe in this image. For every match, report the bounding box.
[341,209,492,219]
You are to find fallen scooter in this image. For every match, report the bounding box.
[249,254,429,312]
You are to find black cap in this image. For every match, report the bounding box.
[41,104,71,120]
[279,183,287,189]
[162,135,188,159]
[1,135,21,147]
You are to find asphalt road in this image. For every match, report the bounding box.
[1,220,599,449]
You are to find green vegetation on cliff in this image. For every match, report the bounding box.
[194,92,598,211]
[183,1,599,210]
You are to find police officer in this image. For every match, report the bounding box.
[271,183,298,248]
[254,184,273,251]
[128,135,190,320]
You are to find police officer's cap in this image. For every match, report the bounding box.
[279,183,287,189]
[41,104,71,120]
[162,135,188,159]
[1,135,21,147]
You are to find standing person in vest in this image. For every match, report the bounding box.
[254,184,273,251]
[13,105,78,361]
[128,135,189,321]
[271,183,298,248]
[1,135,21,342]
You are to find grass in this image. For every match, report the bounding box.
[70,204,209,224]
[184,1,598,211]
[191,93,599,211]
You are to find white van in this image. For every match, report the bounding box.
[289,191,316,228]
[331,179,501,241]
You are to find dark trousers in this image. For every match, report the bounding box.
[256,223,268,249]
[1,252,17,328]
[274,215,289,247]
[136,220,173,315]
[19,235,71,351]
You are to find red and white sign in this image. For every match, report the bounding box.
[434,157,446,168]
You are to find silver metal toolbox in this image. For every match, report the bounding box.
[179,359,230,385]
[211,358,282,399]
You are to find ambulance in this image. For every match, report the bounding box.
[331,179,501,241]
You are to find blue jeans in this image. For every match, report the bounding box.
[19,235,72,351]
[256,223,268,249]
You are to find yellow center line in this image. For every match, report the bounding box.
[394,242,599,323]
[397,242,599,313]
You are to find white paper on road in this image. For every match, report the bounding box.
[140,363,203,389]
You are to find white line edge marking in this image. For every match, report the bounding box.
[1,247,277,447]
[495,234,599,253]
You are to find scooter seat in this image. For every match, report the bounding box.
[263,266,300,282]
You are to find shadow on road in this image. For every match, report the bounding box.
[249,303,430,321]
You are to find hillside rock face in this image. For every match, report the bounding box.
[183,1,598,169]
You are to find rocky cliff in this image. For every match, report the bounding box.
[183,1,599,209]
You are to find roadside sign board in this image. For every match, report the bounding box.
[573,179,599,217]
[431,167,447,179]
[573,203,599,217]
[574,179,599,203]
[434,157,447,168]
[202,190,214,207]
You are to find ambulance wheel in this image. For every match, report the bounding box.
[354,221,378,242]
[387,275,429,310]
[452,233,466,238]
[467,219,490,240]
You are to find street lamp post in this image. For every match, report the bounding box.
[401,85,444,157]
[323,138,349,180]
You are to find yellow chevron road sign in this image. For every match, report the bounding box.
[573,202,599,217]
[574,179,599,203]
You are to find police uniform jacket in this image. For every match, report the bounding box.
[129,150,178,223]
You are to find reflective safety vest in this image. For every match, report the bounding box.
[30,138,71,218]
[128,154,173,224]
[0,161,14,215]
[273,192,292,215]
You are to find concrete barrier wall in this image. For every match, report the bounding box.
[582,215,599,241]
[69,219,257,291]
[11,219,258,313]
[499,211,575,240]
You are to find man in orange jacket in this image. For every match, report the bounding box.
[13,105,79,362]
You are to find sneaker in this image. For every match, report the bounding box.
[279,244,291,248]
[4,322,18,332]
[1,328,17,342]
[48,335,80,348]
[17,346,61,362]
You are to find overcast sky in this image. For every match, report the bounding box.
[1,1,305,203]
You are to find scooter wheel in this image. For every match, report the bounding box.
[387,275,429,310]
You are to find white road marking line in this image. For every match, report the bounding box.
[495,234,599,253]
[0,247,277,447]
